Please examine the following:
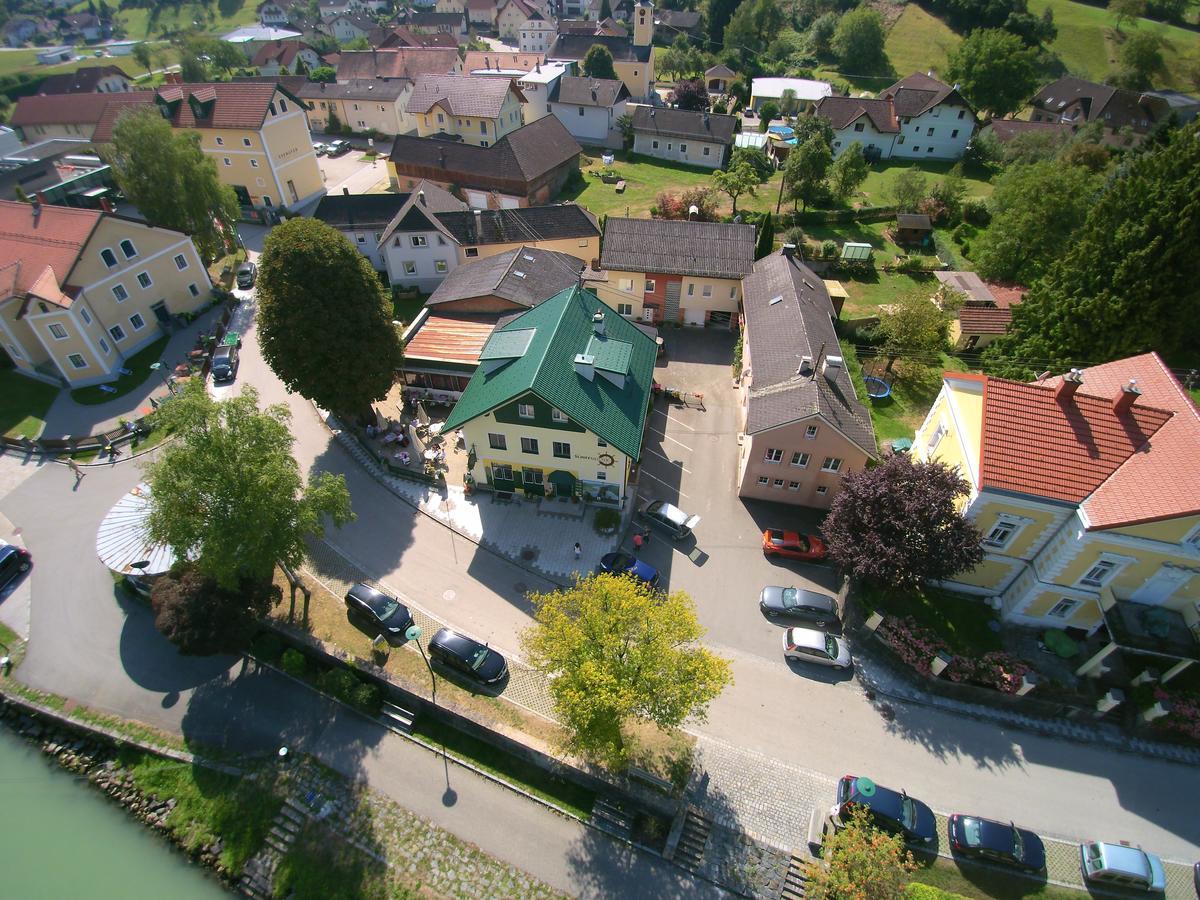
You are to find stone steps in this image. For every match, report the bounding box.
[673,806,711,871]
[589,797,633,842]
[780,854,809,900]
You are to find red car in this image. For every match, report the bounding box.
[762,528,827,561]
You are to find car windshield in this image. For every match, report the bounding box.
[370,596,400,620]
[469,646,490,670]
[1011,827,1024,860]
[962,819,982,846]
[900,797,917,830]
[769,529,785,544]
[824,634,838,658]
[781,588,798,608]
[793,535,811,551]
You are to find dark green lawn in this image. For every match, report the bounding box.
[857,584,1003,656]
[69,336,169,406]
[0,366,58,439]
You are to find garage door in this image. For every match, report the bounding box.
[499,195,520,209]
[683,308,706,326]
[465,190,488,209]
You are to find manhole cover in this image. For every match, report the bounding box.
[443,589,456,602]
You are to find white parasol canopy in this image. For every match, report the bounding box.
[95,482,176,576]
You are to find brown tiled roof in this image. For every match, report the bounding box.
[406,73,523,117]
[1038,354,1200,529]
[462,50,544,72]
[1030,76,1169,133]
[811,95,898,133]
[986,118,1074,144]
[978,376,1172,505]
[0,200,103,310]
[630,105,736,143]
[741,251,876,454]
[551,76,629,108]
[37,65,130,95]
[334,48,460,81]
[600,216,754,279]
[91,83,301,142]
[880,71,968,117]
[896,213,931,230]
[250,39,315,68]
[10,91,151,128]
[956,306,1011,335]
[388,114,581,186]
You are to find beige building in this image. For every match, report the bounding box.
[8,93,152,142]
[596,216,754,327]
[630,105,736,169]
[547,0,655,100]
[737,248,876,508]
[299,79,415,135]
[408,74,526,147]
[0,199,210,387]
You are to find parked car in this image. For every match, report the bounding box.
[210,345,239,382]
[327,139,351,157]
[599,551,660,588]
[1079,841,1165,893]
[428,627,508,685]
[235,261,257,289]
[343,582,413,639]
[833,776,936,845]
[762,528,827,561]
[0,540,31,591]
[782,626,851,670]
[759,586,839,626]
[948,814,1046,873]
[313,141,328,156]
[638,500,700,541]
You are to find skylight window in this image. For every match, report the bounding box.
[514,270,526,278]
[768,295,783,305]
[523,253,535,261]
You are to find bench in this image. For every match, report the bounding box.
[615,180,626,193]
[628,765,673,795]
[493,491,514,504]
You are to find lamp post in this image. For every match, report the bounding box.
[149,361,174,395]
[405,624,436,706]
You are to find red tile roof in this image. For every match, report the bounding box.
[10,91,151,128]
[91,83,292,142]
[957,305,1012,335]
[0,200,103,310]
[1041,353,1200,529]
[978,376,1173,504]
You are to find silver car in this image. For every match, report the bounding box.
[638,500,700,541]
[782,627,851,670]
[1079,841,1166,893]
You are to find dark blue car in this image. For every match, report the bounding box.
[949,814,1046,872]
[835,775,937,845]
[599,551,660,589]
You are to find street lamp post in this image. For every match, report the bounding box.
[149,361,175,395]
[405,624,436,706]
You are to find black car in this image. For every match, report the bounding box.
[428,627,508,685]
[0,540,31,590]
[835,775,937,845]
[210,345,239,382]
[948,814,1046,873]
[235,261,257,289]
[758,586,839,626]
[343,582,413,640]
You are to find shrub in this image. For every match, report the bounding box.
[961,198,990,226]
[820,239,838,258]
[318,667,359,703]
[785,225,806,247]
[352,682,382,715]
[594,506,621,532]
[281,648,307,678]
[251,632,284,663]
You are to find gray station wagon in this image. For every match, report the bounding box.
[638,500,700,541]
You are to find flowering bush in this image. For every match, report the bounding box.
[1151,687,1200,742]
[878,616,1031,693]
[877,616,949,677]
[947,651,1031,694]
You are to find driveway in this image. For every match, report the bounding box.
[315,137,391,198]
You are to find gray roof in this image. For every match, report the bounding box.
[896,213,932,230]
[436,203,599,246]
[427,246,586,308]
[656,9,701,28]
[407,73,521,117]
[741,251,875,454]
[312,191,410,230]
[298,78,408,101]
[630,106,737,143]
[547,34,652,63]
[600,216,755,279]
[550,75,629,108]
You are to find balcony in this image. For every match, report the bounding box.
[1074,587,1199,684]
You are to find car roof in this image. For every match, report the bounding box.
[213,345,235,359]
[432,627,479,654]
[787,626,829,652]
[347,582,390,605]
[970,817,1015,851]
[656,502,687,524]
[1094,842,1155,878]
[847,777,905,816]
[785,588,835,610]
[629,558,658,581]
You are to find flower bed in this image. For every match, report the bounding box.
[877,616,1031,694]
[1151,686,1200,742]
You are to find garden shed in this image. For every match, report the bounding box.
[894,213,932,246]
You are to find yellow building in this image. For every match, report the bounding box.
[915,355,1200,683]
[407,74,526,147]
[546,4,656,102]
[0,199,210,387]
[299,79,416,136]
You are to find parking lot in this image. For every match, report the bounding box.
[309,132,392,203]
[628,328,846,669]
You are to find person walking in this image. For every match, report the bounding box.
[632,531,644,552]
[104,441,120,463]
[66,457,84,483]
[573,542,581,560]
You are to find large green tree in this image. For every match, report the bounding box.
[523,574,732,768]
[711,159,759,214]
[144,381,354,590]
[984,120,1200,376]
[151,563,282,656]
[972,160,1100,285]
[945,28,1041,118]
[784,133,833,210]
[707,0,742,45]
[723,0,784,61]
[806,806,916,900]
[828,141,869,202]
[887,166,927,212]
[100,107,239,263]
[582,43,617,80]
[831,7,888,75]
[132,41,155,76]
[1116,30,1164,88]
[877,290,952,372]
[256,218,403,417]
[1108,0,1146,31]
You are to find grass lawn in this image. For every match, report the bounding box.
[843,344,965,443]
[859,160,994,207]
[0,48,172,81]
[564,150,716,218]
[801,221,940,267]
[0,367,58,439]
[274,823,389,900]
[886,4,964,81]
[1028,0,1200,91]
[391,292,428,325]
[85,0,259,39]
[69,335,169,406]
[911,855,1087,899]
[838,271,936,319]
[116,746,281,875]
[208,247,248,290]
[857,582,1003,656]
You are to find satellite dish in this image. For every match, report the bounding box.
[856,777,876,797]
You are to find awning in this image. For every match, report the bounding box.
[95,482,177,576]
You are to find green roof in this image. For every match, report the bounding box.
[442,286,657,459]
[480,328,535,361]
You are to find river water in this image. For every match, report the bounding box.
[0,727,230,898]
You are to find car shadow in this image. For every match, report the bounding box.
[429,658,510,697]
[761,611,845,636]
[784,656,855,684]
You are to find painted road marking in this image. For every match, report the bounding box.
[646,427,694,453]
[644,447,692,473]
[638,469,689,498]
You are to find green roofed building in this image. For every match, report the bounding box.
[442,284,656,505]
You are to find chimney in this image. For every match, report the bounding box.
[573,352,595,380]
[343,186,350,195]
[822,355,844,377]
[797,355,813,376]
[781,243,796,259]
[1055,368,1083,402]
[320,81,326,91]
[31,194,42,222]
[1113,378,1141,414]
[418,189,426,206]
[592,310,605,334]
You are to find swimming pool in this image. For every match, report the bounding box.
[768,125,794,137]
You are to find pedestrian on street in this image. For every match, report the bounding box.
[66,458,84,482]
[105,441,120,463]
[632,532,644,552]
[640,527,651,546]
[573,542,581,560]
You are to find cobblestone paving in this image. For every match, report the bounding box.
[303,538,560,722]
[285,758,565,899]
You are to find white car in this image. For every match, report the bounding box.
[782,627,851,670]
[313,142,328,156]
[638,500,700,541]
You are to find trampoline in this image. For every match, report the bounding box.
[864,375,893,399]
